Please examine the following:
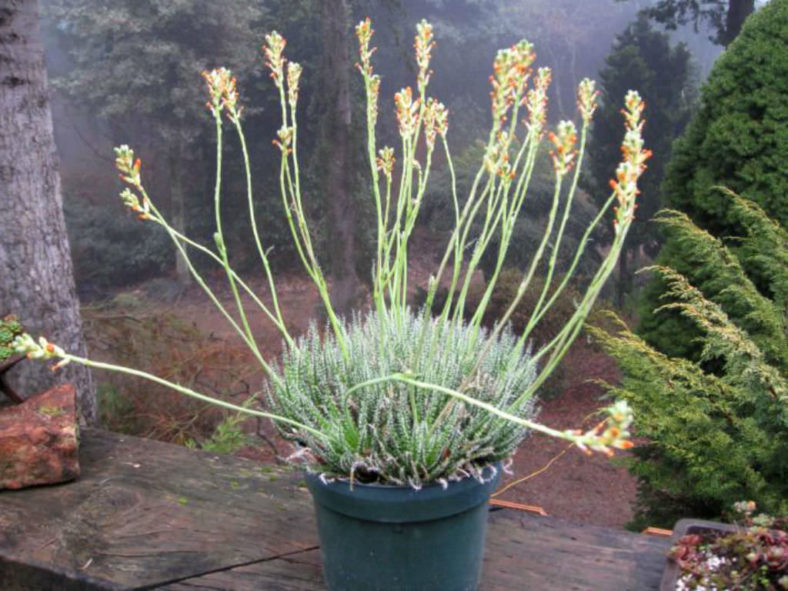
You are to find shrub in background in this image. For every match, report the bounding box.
[65,198,171,294]
[638,0,788,357]
[592,193,788,528]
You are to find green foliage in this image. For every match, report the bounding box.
[639,0,788,357]
[269,307,538,487]
[0,315,23,362]
[662,0,788,229]
[187,412,251,455]
[592,194,788,527]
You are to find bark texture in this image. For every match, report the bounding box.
[0,0,96,423]
[320,0,361,317]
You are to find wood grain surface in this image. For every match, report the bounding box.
[0,430,670,589]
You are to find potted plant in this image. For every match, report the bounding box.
[662,502,788,590]
[1,314,25,404]
[15,19,647,590]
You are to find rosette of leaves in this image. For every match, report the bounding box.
[268,308,537,487]
[0,316,23,363]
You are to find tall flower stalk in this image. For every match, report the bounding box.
[16,20,648,475]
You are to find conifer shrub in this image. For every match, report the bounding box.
[592,193,788,528]
[638,0,788,356]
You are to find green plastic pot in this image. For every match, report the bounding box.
[305,464,501,591]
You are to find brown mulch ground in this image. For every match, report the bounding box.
[493,344,637,528]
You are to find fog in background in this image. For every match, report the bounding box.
[40,0,722,300]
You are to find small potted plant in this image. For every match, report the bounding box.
[16,19,647,590]
[1,314,25,404]
[662,502,788,590]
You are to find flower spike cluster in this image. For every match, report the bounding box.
[610,90,651,232]
[274,126,294,153]
[484,132,514,179]
[394,87,419,139]
[355,18,381,128]
[548,121,578,176]
[115,144,141,189]
[423,98,449,149]
[524,67,551,137]
[489,40,536,127]
[569,400,635,456]
[114,145,151,220]
[13,334,70,371]
[376,146,395,179]
[414,19,435,94]
[355,18,375,76]
[263,31,286,86]
[202,67,238,118]
[287,63,302,108]
[577,78,599,124]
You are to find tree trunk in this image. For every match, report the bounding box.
[169,149,191,285]
[724,0,755,46]
[0,0,96,424]
[320,0,360,317]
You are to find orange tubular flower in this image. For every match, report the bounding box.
[609,91,651,232]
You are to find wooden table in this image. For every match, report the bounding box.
[0,430,670,590]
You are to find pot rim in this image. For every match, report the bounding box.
[305,462,501,524]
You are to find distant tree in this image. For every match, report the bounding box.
[625,0,757,46]
[47,0,267,284]
[638,0,788,357]
[0,0,96,422]
[585,16,695,306]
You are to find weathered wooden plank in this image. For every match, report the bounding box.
[163,548,324,590]
[0,430,671,590]
[166,509,670,590]
[481,511,670,590]
[0,429,318,589]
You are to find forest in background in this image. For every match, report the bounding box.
[42,0,720,302]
